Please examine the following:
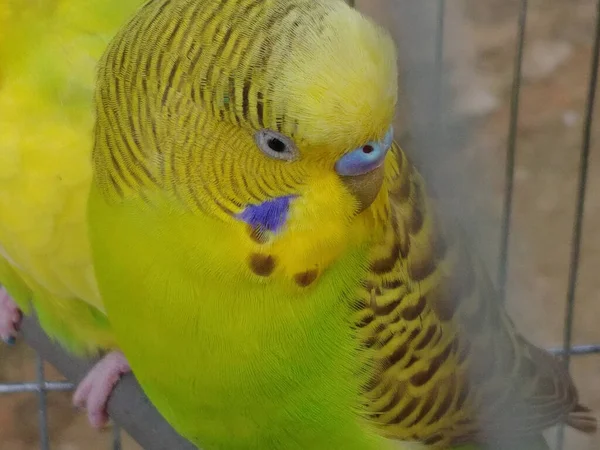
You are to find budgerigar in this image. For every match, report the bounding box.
[0,0,145,427]
[81,0,594,449]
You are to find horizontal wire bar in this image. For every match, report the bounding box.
[549,344,600,356]
[0,345,598,396]
[0,381,74,394]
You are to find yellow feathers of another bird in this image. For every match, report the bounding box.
[0,0,144,353]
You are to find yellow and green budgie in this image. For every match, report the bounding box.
[86,0,597,449]
[0,0,146,428]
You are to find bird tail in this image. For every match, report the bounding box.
[566,403,598,434]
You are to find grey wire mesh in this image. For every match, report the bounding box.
[497,0,528,303]
[555,0,600,447]
[36,355,49,450]
[0,0,599,449]
[0,355,123,449]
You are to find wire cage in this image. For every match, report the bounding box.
[0,0,599,449]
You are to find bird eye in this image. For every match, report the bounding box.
[254,130,298,161]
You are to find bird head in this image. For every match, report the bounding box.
[93,0,398,286]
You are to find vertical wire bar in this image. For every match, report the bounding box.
[555,1,600,448]
[113,424,122,450]
[497,0,528,302]
[434,0,446,135]
[36,355,49,450]
[561,0,600,377]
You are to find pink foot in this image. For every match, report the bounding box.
[0,287,22,345]
[72,350,131,429]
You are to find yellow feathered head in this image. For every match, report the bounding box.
[93,0,398,283]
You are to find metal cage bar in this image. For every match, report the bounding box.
[498,0,528,303]
[433,0,447,146]
[36,355,49,450]
[556,0,600,448]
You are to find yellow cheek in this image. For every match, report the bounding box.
[233,168,390,289]
[270,172,366,281]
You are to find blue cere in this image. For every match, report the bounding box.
[335,126,394,177]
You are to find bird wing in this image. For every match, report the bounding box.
[353,143,596,447]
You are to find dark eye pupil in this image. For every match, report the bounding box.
[267,138,286,153]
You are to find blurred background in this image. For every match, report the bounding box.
[1,0,599,448]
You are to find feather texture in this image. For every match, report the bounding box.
[0,0,143,353]
[355,144,596,447]
[87,0,595,448]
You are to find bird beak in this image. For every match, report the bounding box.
[335,127,393,213]
[339,165,386,214]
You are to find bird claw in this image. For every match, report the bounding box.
[72,350,131,429]
[2,287,131,428]
[0,287,22,345]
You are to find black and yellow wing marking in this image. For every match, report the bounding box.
[354,144,596,447]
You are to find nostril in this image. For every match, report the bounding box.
[335,142,387,176]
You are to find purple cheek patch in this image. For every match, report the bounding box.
[237,195,295,234]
